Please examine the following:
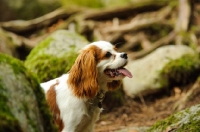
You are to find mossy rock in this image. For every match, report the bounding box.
[24,30,89,82]
[159,54,200,87]
[0,53,57,132]
[147,104,200,132]
[124,45,200,97]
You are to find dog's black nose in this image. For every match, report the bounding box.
[120,52,127,59]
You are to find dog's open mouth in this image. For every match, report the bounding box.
[104,67,132,78]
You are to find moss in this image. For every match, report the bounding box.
[0,53,26,76]
[25,30,87,82]
[59,0,104,8]
[25,37,53,61]
[25,46,78,82]
[159,54,200,87]
[147,105,200,132]
[0,53,57,132]
[146,114,178,132]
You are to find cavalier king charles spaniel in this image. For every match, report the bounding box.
[40,41,132,132]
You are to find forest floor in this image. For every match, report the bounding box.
[95,83,200,132]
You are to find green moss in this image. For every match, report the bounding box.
[147,114,178,132]
[0,53,26,76]
[0,53,57,132]
[59,0,104,8]
[25,47,78,82]
[25,37,53,62]
[25,30,87,82]
[159,54,200,87]
[147,105,200,132]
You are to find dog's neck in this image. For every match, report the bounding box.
[87,77,109,108]
[87,90,105,108]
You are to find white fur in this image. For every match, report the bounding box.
[40,41,128,132]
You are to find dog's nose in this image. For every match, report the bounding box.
[120,52,127,59]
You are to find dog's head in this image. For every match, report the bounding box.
[68,41,132,98]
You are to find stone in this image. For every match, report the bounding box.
[0,53,57,132]
[147,104,200,132]
[123,45,200,97]
[24,30,89,82]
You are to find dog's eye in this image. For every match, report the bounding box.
[105,52,112,58]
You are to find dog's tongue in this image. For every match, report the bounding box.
[118,68,132,78]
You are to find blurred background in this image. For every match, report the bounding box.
[1,0,200,132]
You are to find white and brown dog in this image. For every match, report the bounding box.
[40,41,132,132]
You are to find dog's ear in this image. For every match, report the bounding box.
[107,80,122,91]
[68,47,99,99]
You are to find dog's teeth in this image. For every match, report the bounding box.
[110,71,114,77]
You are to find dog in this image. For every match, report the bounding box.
[40,41,132,132]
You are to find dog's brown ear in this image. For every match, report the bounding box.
[107,80,122,91]
[68,46,99,99]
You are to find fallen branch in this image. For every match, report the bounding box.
[83,0,172,20]
[103,6,173,34]
[0,7,83,33]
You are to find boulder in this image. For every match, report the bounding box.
[147,104,200,132]
[0,53,57,132]
[24,30,89,82]
[123,45,200,97]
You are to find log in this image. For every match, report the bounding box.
[83,0,172,20]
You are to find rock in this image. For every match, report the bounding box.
[0,28,18,58]
[0,53,57,132]
[123,45,200,97]
[24,30,89,82]
[146,104,200,132]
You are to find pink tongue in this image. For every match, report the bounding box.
[118,68,132,78]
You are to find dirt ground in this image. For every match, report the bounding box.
[95,82,200,132]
